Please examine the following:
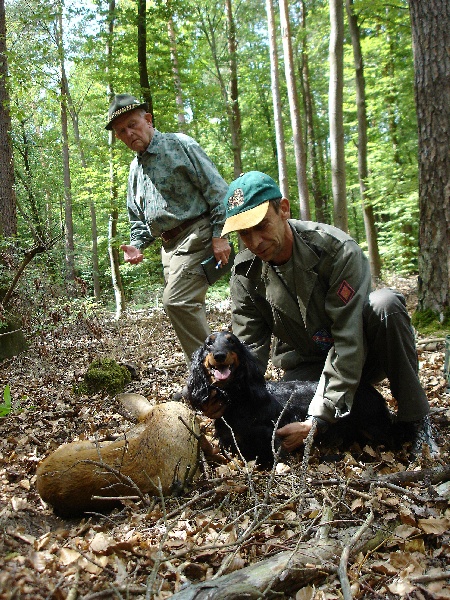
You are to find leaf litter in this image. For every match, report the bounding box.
[0,278,449,600]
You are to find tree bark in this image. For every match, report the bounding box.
[56,2,76,285]
[62,80,101,299]
[409,0,450,316]
[297,1,328,223]
[265,0,289,198]
[137,0,153,118]
[225,0,243,178]
[279,0,310,219]
[170,539,338,599]
[346,0,381,280]
[167,2,186,131]
[328,0,347,232]
[197,3,243,178]
[0,0,17,237]
[106,0,126,318]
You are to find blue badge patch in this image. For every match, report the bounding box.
[312,329,334,352]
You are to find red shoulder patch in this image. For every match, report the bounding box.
[337,280,355,304]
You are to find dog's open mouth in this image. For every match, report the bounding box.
[211,364,232,382]
[205,357,236,385]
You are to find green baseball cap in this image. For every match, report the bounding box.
[105,94,148,130]
[221,171,282,236]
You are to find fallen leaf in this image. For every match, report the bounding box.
[58,547,81,565]
[417,517,450,535]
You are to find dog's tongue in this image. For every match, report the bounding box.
[214,367,231,381]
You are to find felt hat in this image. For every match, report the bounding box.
[105,94,148,130]
[221,171,282,236]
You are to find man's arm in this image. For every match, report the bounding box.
[307,239,372,423]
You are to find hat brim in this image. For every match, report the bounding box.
[221,201,270,237]
[105,103,148,130]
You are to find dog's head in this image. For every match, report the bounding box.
[201,331,242,387]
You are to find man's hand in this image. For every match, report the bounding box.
[201,397,227,419]
[120,244,144,265]
[276,421,315,452]
[212,238,231,267]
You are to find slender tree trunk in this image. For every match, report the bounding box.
[166,3,186,131]
[346,0,381,280]
[225,0,243,178]
[297,1,327,223]
[15,121,44,242]
[328,0,347,231]
[197,4,243,178]
[56,3,76,285]
[137,0,153,117]
[265,0,288,198]
[409,0,450,316]
[279,0,310,219]
[107,0,126,318]
[63,82,101,299]
[0,0,17,238]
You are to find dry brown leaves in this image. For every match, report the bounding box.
[0,287,449,600]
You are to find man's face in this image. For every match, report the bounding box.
[238,198,293,265]
[112,110,154,153]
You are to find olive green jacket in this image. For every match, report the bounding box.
[230,220,372,422]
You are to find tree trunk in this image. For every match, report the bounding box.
[56,3,76,285]
[297,1,327,223]
[0,0,17,238]
[225,0,243,178]
[167,3,186,131]
[266,0,289,198]
[137,0,153,118]
[346,0,381,280]
[328,0,347,232]
[106,0,126,318]
[197,3,243,179]
[279,0,310,219]
[409,0,450,317]
[62,80,101,299]
[170,539,339,599]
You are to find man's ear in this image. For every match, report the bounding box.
[280,197,291,220]
[145,113,153,127]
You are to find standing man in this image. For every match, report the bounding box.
[106,94,231,365]
[217,171,438,458]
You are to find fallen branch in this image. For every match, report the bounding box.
[337,510,374,600]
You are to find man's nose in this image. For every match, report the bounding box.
[246,230,262,248]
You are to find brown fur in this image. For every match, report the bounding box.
[36,401,200,517]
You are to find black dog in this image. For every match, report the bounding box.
[186,331,393,467]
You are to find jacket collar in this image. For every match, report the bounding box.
[261,222,320,326]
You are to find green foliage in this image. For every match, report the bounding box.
[412,309,450,337]
[3,0,438,314]
[0,385,23,417]
[0,385,12,417]
[74,358,132,397]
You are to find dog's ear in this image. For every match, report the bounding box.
[186,345,210,409]
[237,340,271,403]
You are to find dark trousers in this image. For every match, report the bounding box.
[284,288,429,423]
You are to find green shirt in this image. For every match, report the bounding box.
[126,129,228,248]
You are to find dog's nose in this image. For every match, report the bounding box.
[213,351,227,363]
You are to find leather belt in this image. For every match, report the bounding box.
[160,213,208,243]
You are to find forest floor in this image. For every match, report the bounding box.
[0,275,449,600]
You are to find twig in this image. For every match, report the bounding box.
[337,510,374,600]
[411,570,450,584]
[81,586,146,600]
[78,458,151,507]
[66,568,80,600]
